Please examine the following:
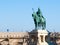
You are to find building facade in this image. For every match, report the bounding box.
[0,31,60,45]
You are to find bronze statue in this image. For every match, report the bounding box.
[32,8,46,30]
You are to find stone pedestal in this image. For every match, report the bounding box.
[37,30,49,45]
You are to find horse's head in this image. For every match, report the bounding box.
[32,9,37,19]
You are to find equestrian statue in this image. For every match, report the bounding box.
[32,8,46,30]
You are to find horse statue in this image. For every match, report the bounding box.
[32,8,46,30]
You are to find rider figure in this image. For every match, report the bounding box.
[32,8,46,30]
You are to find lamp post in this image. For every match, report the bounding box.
[7,29,9,45]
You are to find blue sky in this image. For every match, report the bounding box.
[0,0,60,32]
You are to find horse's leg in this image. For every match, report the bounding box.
[44,22,46,29]
[36,22,37,30]
[42,23,44,30]
[43,20,46,29]
[35,23,37,29]
[34,19,37,29]
[41,24,43,29]
[42,23,46,30]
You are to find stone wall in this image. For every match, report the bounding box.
[0,32,29,45]
[0,32,60,45]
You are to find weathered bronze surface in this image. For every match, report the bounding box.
[32,8,46,30]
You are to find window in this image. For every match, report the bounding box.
[18,42,23,45]
[40,35,43,42]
